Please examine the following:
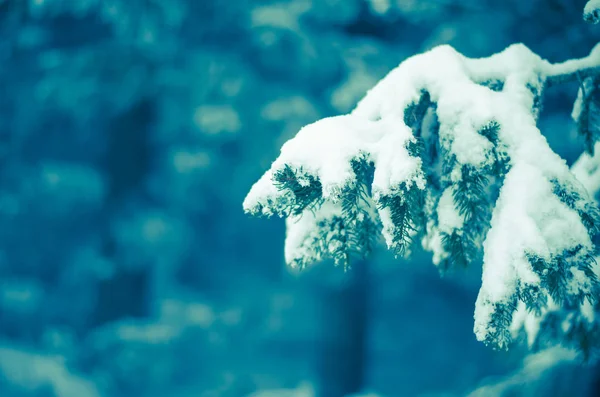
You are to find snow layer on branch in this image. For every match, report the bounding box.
[244,113,424,214]
[437,187,464,232]
[284,201,342,267]
[243,169,291,217]
[353,44,596,345]
[353,44,541,168]
[245,42,600,348]
[480,165,590,300]
[546,43,600,86]
[584,0,600,24]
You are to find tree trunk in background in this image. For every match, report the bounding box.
[318,259,368,397]
[91,99,153,328]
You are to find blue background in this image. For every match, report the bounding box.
[0,0,599,396]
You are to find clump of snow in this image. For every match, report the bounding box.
[284,201,342,267]
[572,142,600,196]
[243,169,294,217]
[477,164,588,305]
[572,84,585,122]
[436,187,465,232]
[584,0,600,24]
[510,302,542,347]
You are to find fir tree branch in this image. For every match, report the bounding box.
[247,40,600,355]
[546,44,600,87]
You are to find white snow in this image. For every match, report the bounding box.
[510,302,542,347]
[244,169,294,217]
[584,0,600,24]
[284,201,342,267]
[437,187,464,232]
[244,113,425,217]
[571,84,585,122]
[245,42,600,347]
[546,42,600,79]
[352,44,595,344]
[572,142,600,197]
[581,299,596,323]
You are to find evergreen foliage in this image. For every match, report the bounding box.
[273,165,324,216]
[574,76,600,155]
[376,184,424,258]
[245,40,600,355]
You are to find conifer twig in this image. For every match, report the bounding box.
[546,44,600,87]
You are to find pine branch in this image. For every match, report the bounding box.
[246,41,600,355]
[546,45,600,87]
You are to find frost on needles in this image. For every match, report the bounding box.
[244,44,600,355]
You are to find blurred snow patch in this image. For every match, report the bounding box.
[330,70,378,113]
[261,96,318,122]
[194,105,241,135]
[252,6,299,30]
[246,381,315,397]
[186,303,216,328]
[118,323,181,344]
[367,0,391,15]
[467,346,578,397]
[220,307,243,326]
[0,279,44,314]
[113,210,191,270]
[40,162,106,209]
[172,149,211,173]
[0,346,100,397]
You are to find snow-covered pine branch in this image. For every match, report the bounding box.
[508,140,600,360]
[244,43,600,353]
[584,0,600,24]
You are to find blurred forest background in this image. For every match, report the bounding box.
[1,0,600,396]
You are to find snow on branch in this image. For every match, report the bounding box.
[584,0,600,24]
[244,44,600,352]
[546,43,600,86]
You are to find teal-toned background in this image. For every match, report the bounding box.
[0,0,599,396]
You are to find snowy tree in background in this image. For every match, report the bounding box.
[245,2,600,358]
